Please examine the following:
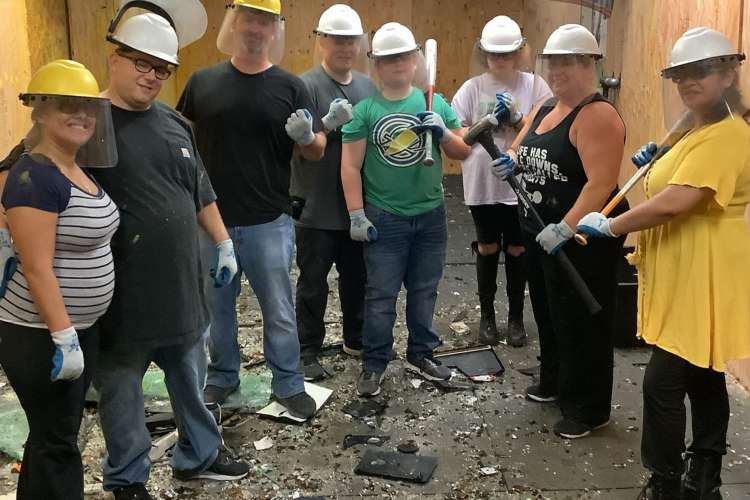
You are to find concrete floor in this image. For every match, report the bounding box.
[1,176,748,499]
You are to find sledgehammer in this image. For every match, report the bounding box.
[464,115,602,315]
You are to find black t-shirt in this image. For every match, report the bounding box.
[90,102,217,350]
[177,62,322,227]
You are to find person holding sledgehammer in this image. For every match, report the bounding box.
[577,27,750,499]
[491,24,627,440]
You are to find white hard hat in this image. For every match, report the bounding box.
[542,24,602,58]
[369,22,419,58]
[665,27,744,70]
[315,4,364,37]
[479,16,524,53]
[110,13,180,65]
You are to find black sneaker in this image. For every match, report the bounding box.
[273,391,317,419]
[525,384,557,403]
[301,357,328,382]
[173,447,249,481]
[113,483,153,500]
[405,356,452,381]
[553,417,610,439]
[637,473,681,500]
[357,369,385,397]
[506,316,527,347]
[203,383,239,407]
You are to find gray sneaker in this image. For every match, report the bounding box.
[357,369,385,397]
[405,356,451,381]
[301,357,328,382]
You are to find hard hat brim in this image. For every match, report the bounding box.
[109,37,180,66]
[478,39,525,54]
[314,29,365,37]
[368,45,421,58]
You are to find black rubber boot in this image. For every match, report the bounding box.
[637,473,681,500]
[473,242,499,346]
[682,452,723,500]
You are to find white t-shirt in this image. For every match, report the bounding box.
[452,72,553,206]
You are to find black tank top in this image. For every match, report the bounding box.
[517,93,624,232]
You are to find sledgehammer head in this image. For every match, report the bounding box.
[464,114,499,146]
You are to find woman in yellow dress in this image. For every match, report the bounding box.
[577,27,749,500]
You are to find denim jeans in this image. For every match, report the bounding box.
[206,214,304,398]
[361,203,447,373]
[96,332,221,491]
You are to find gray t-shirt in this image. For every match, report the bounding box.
[291,66,376,230]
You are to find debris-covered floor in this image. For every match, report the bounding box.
[1,177,749,499]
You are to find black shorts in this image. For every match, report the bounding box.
[469,203,523,248]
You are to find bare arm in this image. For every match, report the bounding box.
[299,132,327,161]
[441,128,472,160]
[197,202,230,244]
[341,139,367,211]
[508,104,542,153]
[562,103,625,228]
[7,207,70,332]
[609,184,713,235]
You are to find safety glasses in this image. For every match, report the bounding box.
[116,50,174,80]
[55,98,100,117]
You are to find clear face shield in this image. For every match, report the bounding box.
[661,57,745,134]
[468,42,534,80]
[536,53,602,99]
[313,33,370,76]
[22,95,118,168]
[217,5,286,65]
[368,49,427,92]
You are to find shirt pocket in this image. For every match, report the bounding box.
[166,140,197,191]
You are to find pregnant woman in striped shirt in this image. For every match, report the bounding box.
[0,60,119,500]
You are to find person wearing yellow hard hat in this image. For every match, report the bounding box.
[0,59,120,500]
[177,0,326,417]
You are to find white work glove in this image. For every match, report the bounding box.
[415,111,450,143]
[211,239,238,288]
[349,209,378,242]
[577,212,619,238]
[536,221,574,255]
[0,228,18,299]
[50,326,84,382]
[490,153,520,181]
[494,92,523,126]
[285,109,315,146]
[322,98,353,131]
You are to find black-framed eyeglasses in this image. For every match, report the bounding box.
[116,50,174,80]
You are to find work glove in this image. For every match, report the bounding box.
[349,209,378,242]
[285,109,315,146]
[536,221,574,255]
[322,98,353,131]
[211,239,238,288]
[631,142,659,168]
[494,92,523,126]
[490,153,520,181]
[577,212,618,238]
[0,228,18,299]
[415,111,449,143]
[50,326,84,382]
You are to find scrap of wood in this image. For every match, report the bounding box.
[149,430,178,462]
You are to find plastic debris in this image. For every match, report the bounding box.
[253,436,274,451]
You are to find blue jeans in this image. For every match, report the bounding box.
[96,332,221,491]
[206,214,304,398]
[362,203,447,373]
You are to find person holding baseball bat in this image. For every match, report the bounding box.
[452,15,552,347]
[341,22,470,397]
[577,27,750,499]
[490,24,626,440]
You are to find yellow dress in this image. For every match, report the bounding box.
[628,116,750,372]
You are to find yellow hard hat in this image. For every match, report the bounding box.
[231,0,281,16]
[20,59,103,105]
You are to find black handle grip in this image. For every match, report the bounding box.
[476,131,602,315]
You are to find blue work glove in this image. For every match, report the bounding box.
[631,142,659,168]
[536,221,574,255]
[50,326,84,381]
[577,212,618,238]
[322,98,353,131]
[0,228,18,299]
[490,153,519,181]
[349,209,378,242]
[285,109,315,146]
[211,239,238,288]
[494,92,523,126]
[414,111,449,143]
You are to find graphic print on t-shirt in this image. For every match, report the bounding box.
[372,113,425,167]
[517,144,569,208]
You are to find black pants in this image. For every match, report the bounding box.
[0,321,99,500]
[524,230,622,425]
[295,226,366,359]
[641,347,729,477]
[470,203,527,318]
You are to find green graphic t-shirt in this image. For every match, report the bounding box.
[342,87,461,216]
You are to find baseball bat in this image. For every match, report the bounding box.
[423,39,437,166]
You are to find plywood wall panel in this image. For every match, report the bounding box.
[25,0,70,72]
[0,0,33,156]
